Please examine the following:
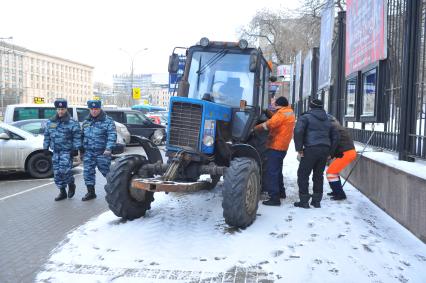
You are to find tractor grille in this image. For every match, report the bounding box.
[169,102,203,149]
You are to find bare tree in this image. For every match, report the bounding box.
[239,8,321,65]
[239,1,346,66]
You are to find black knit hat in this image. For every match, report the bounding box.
[275,96,289,107]
[309,98,323,109]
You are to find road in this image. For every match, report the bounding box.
[0,166,109,283]
[0,146,162,283]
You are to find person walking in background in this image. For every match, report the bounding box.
[254,96,295,206]
[326,115,357,200]
[43,99,81,201]
[293,99,338,208]
[80,100,117,201]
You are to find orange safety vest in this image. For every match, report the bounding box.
[265,106,295,151]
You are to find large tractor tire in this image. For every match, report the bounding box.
[222,157,261,228]
[105,155,154,220]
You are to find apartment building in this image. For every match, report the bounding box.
[0,41,93,116]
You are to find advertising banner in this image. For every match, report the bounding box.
[346,0,387,76]
[318,0,335,89]
[294,51,302,103]
[277,65,292,81]
[302,50,313,98]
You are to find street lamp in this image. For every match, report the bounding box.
[119,48,148,107]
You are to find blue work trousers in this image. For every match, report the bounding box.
[266,149,287,199]
[83,150,111,186]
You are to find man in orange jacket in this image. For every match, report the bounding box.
[254,96,295,206]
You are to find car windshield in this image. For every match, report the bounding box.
[187,51,254,107]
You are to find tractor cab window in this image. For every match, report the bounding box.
[187,51,254,107]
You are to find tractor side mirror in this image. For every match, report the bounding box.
[168,53,179,73]
[249,51,258,72]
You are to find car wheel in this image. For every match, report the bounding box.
[27,152,53,178]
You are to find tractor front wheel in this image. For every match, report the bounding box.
[105,155,154,220]
[222,157,261,228]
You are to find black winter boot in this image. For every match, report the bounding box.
[55,187,67,201]
[67,183,76,199]
[82,185,96,201]
[294,193,310,209]
[327,178,340,196]
[310,193,323,208]
[329,179,347,200]
[262,197,281,206]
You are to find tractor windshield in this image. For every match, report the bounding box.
[187,51,254,107]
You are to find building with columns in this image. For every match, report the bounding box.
[0,41,93,117]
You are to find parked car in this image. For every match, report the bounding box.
[10,118,130,155]
[4,104,131,153]
[103,108,166,145]
[0,122,54,178]
[146,111,168,126]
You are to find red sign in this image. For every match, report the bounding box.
[345,0,387,76]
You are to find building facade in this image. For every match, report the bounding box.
[150,84,170,108]
[0,41,93,118]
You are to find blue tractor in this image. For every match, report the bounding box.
[105,38,276,228]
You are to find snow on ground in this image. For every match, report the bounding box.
[36,146,426,283]
[354,142,426,180]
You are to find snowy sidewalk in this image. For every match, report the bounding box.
[36,147,426,283]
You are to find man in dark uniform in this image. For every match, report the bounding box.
[81,100,117,201]
[293,99,338,208]
[43,99,81,201]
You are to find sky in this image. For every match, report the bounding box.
[35,143,426,282]
[1,0,299,84]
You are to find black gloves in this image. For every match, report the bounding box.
[71,149,79,157]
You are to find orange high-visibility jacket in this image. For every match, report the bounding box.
[264,106,295,151]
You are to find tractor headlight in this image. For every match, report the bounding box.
[200,37,210,47]
[203,135,214,146]
[202,119,215,147]
[238,39,248,49]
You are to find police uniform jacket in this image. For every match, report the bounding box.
[81,110,117,153]
[43,112,81,152]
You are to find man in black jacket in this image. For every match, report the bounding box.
[293,99,338,208]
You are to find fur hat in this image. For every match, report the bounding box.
[54,99,67,108]
[87,100,101,109]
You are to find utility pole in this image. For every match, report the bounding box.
[119,48,148,107]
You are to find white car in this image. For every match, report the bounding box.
[0,122,54,178]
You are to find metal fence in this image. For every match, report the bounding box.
[332,0,424,161]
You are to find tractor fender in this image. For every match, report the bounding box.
[231,143,262,172]
[130,135,163,164]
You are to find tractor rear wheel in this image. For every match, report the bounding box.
[222,157,261,228]
[105,155,154,220]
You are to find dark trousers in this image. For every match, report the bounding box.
[297,146,329,196]
[266,149,287,199]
